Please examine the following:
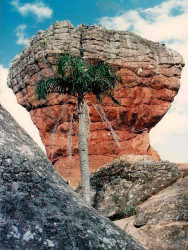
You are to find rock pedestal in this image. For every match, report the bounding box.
[8,21,184,187]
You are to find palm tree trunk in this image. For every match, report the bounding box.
[78,99,91,204]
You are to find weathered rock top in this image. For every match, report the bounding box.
[7,20,185,187]
[8,20,184,100]
[0,104,146,249]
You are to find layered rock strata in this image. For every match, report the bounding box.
[7,21,184,187]
[0,104,146,250]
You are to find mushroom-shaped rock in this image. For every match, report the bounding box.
[8,21,184,187]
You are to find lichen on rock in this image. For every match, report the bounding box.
[79,154,188,250]
[0,104,146,249]
[115,173,188,250]
[78,155,181,219]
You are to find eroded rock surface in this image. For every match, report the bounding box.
[80,155,181,219]
[7,21,184,187]
[115,176,188,250]
[79,155,187,249]
[0,105,146,250]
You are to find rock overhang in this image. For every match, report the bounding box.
[7,20,185,187]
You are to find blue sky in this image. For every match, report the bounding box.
[1,0,165,68]
[1,0,188,162]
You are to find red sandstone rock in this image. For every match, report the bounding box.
[8,21,184,187]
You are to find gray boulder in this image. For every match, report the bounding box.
[0,104,145,250]
[115,174,188,249]
[77,155,187,249]
[85,155,181,219]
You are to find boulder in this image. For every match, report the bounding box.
[114,176,188,249]
[7,21,184,187]
[78,155,188,249]
[0,104,146,250]
[79,155,181,219]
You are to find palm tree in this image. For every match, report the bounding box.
[35,53,120,204]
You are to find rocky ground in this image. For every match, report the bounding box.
[84,156,188,249]
[115,172,188,250]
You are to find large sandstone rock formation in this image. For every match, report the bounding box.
[84,155,188,249]
[7,21,184,187]
[0,104,146,250]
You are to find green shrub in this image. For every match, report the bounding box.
[113,195,120,204]
[119,206,136,217]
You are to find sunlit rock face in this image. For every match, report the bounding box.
[7,21,184,187]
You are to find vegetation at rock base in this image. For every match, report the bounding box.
[119,206,136,217]
[35,53,121,204]
[113,195,121,204]
[109,206,136,221]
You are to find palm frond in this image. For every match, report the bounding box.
[35,53,121,104]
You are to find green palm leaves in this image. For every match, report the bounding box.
[35,53,121,204]
[35,53,120,103]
